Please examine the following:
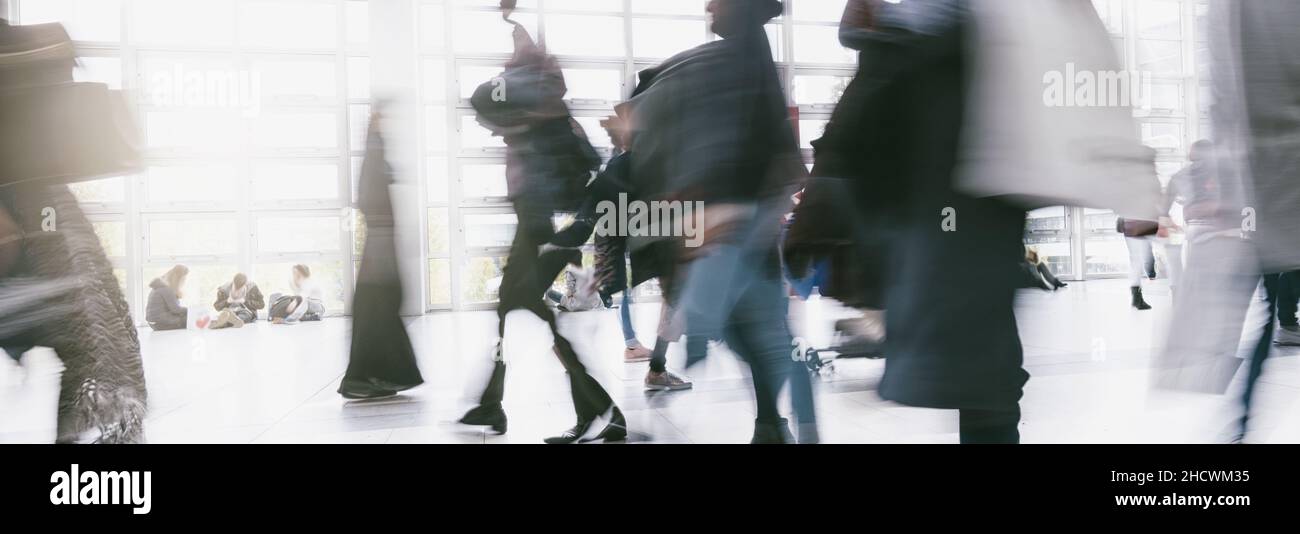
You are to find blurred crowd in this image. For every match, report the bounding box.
[3,0,1299,444]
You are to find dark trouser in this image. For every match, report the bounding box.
[475,201,614,423]
[1277,271,1300,327]
[1037,262,1063,288]
[959,406,1021,444]
[1241,274,1281,427]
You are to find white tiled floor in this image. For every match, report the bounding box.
[2,279,1298,443]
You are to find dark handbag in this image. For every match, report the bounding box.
[1,82,143,187]
[1116,217,1159,238]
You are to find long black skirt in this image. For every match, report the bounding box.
[340,225,423,393]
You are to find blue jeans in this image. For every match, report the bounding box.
[620,290,639,348]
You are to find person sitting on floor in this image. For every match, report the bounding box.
[146,265,189,331]
[210,273,265,329]
[268,265,325,324]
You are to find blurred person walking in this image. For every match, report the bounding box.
[624,0,813,443]
[818,0,1027,443]
[1194,0,1300,440]
[457,1,625,443]
[815,0,1159,443]
[337,107,424,400]
[1,19,146,442]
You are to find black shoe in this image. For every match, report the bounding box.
[340,386,398,400]
[1131,286,1152,310]
[459,405,508,434]
[544,420,594,444]
[586,407,627,443]
[751,418,795,444]
[544,407,627,444]
[1055,281,1068,289]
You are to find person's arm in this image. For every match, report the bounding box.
[247,286,265,311]
[163,288,187,316]
[213,287,229,311]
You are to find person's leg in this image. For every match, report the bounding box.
[1240,274,1280,437]
[1037,262,1065,289]
[959,406,1021,444]
[620,291,641,349]
[1164,243,1184,294]
[1126,237,1147,287]
[724,271,803,442]
[461,210,551,431]
[680,244,747,367]
[1126,237,1152,309]
[1277,271,1299,327]
[286,297,308,322]
[1145,241,1158,279]
[648,337,670,374]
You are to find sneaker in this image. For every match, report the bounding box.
[644,370,693,391]
[624,346,652,363]
[1275,325,1300,346]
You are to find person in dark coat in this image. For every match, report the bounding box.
[817,0,1029,443]
[458,8,625,443]
[145,265,189,330]
[337,108,424,400]
[623,0,812,443]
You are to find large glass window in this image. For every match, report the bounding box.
[22,0,364,319]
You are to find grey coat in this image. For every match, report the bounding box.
[1209,0,1300,273]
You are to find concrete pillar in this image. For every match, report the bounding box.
[368,0,426,317]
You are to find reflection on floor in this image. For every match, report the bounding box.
[2,279,1298,444]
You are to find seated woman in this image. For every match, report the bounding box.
[211,273,264,329]
[1020,246,1068,291]
[146,265,189,330]
[268,265,325,323]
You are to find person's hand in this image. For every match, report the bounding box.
[600,115,630,151]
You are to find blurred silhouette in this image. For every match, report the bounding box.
[1,19,146,443]
[827,0,1158,443]
[458,5,624,443]
[338,107,424,400]
[624,0,812,443]
[548,116,695,390]
[1167,0,1300,441]
[821,0,1042,443]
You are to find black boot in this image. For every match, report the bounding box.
[459,404,508,434]
[750,418,795,444]
[1131,286,1152,310]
